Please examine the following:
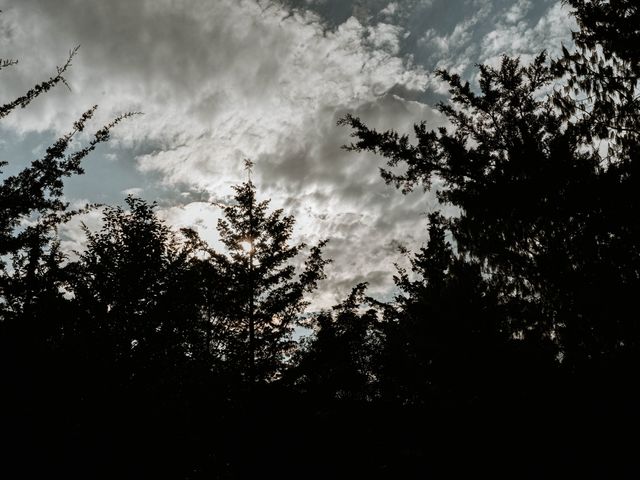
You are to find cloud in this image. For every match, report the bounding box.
[3,0,428,190]
[0,0,578,310]
[416,0,493,87]
[380,2,398,17]
[157,201,224,251]
[0,0,437,309]
[416,0,574,89]
[504,0,532,24]
[479,1,576,67]
[366,22,404,55]
[121,187,144,197]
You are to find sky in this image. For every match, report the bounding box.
[0,0,576,309]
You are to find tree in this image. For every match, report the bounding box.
[339,44,640,366]
[338,8,640,467]
[210,169,329,383]
[0,35,140,478]
[552,0,640,156]
[69,197,208,372]
[0,42,137,433]
[292,283,380,402]
[0,46,135,326]
[370,214,511,405]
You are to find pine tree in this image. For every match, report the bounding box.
[210,164,329,383]
[383,214,510,403]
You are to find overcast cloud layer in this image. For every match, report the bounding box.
[0,0,574,309]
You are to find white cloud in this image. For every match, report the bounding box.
[0,0,579,310]
[416,1,574,88]
[367,22,404,55]
[480,1,576,67]
[417,1,492,79]
[0,0,437,308]
[157,201,224,251]
[380,2,398,17]
[121,187,143,197]
[504,0,532,25]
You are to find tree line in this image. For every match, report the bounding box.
[1,1,639,477]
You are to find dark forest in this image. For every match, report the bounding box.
[1,0,639,477]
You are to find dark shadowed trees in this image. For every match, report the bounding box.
[0,42,138,479]
[553,0,639,154]
[336,1,640,472]
[2,1,639,477]
[292,283,380,402]
[69,197,209,374]
[339,47,640,367]
[376,213,510,405]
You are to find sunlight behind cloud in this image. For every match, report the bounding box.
[0,0,575,308]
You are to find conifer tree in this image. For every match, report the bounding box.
[338,7,640,364]
[210,162,329,383]
[380,214,508,403]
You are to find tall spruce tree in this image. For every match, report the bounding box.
[379,214,513,404]
[210,163,329,383]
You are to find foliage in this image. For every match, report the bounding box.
[210,179,329,382]
[2,1,639,476]
[69,197,208,370]
[553,0,639,156]
[339,37,640,365]
[292,283,380,401]
[0,47,136,323]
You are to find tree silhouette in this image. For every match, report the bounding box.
[2,2,639,477]
[293,283,380,402]
[0,46,135,326]
[339,46,640,365]
[210,173,329,383]
[336,2,640,472]
[553,0,639,154]
[69,196,208,372]
[380,213,526,404]
[0,41,139,479]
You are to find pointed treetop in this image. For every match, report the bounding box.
[243,158,254,181]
